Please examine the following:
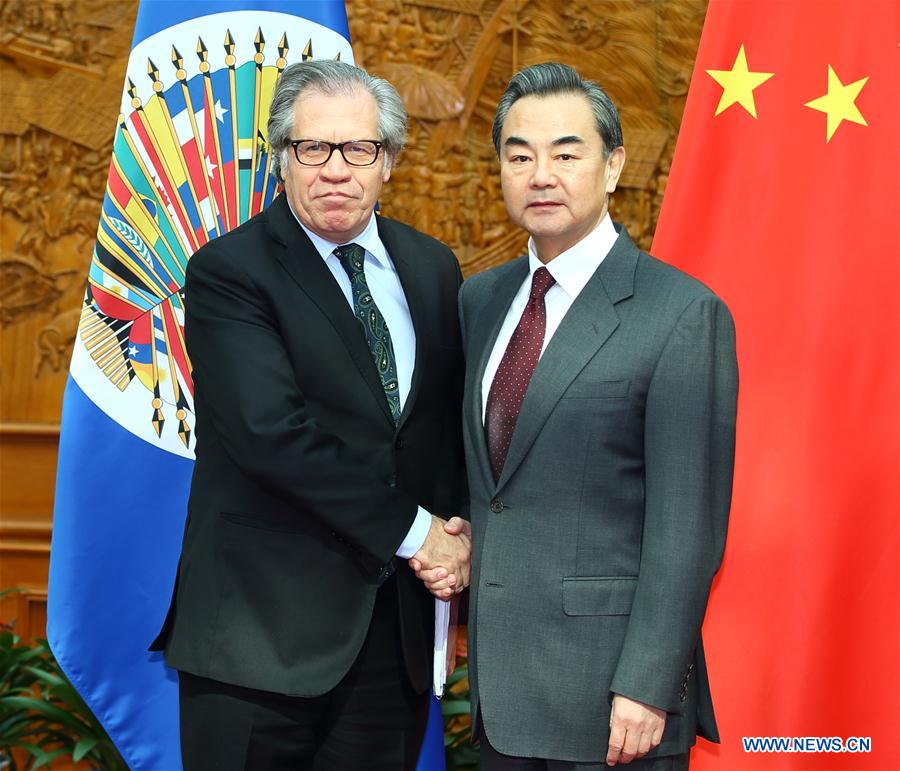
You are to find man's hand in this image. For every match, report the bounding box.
[441,516,471,537]
[411,516,471,599]
[408,516,471,599]
[606,694,666,765]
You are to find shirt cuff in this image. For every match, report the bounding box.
[395,507,431,558]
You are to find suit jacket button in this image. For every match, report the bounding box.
[394,437,404,449]
[490,499,503,514]
[376,559,397,585]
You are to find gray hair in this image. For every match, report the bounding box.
[492,62,623,158]
[267,59,407,181]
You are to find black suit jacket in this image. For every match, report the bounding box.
[152,194,464,697]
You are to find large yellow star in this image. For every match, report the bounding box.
[706,44,774,118]
[804,65,869,142]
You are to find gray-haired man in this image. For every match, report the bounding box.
[152,59,470,770]
[421,61,737,770]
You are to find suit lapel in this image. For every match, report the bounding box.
[377,216,428,429]
[466,258,530,492]
[266,195,395,426]
[495,227,639,491]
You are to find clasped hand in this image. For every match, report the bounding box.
[408,516,471,600]
[606,694,666,765]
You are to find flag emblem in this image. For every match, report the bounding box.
[73,10,351,458]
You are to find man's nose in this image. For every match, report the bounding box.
[529,156,556,188]
[319,148,352,180]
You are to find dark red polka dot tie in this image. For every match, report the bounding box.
[485,266,556,482]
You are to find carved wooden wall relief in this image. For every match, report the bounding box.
[0,1,141,630]
[1,0,139,423]
[351,0,708,274]
[0,0,705,421]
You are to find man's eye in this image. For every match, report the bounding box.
[509,155,531,163]
[558,154,574,161]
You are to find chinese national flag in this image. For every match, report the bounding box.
[651,1,899,769]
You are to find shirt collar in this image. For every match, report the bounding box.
[527,213,618,299]
[286,199,390,268]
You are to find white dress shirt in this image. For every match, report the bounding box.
[289,207,431,558]
[481,214,619,422]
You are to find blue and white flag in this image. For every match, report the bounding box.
[48,2,445,768]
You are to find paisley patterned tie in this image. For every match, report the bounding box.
[334,243,403,424]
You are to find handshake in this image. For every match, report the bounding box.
[408,515,471,600]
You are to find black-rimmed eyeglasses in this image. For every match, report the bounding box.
[290,139,383,167]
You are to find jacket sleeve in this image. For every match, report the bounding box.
[185,244,419,575]
[609,292,738,713]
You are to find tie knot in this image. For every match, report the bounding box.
[335,243,365,277]
[529,266,555,300]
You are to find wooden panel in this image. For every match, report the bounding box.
[1,425,61,766]
[0,425,56,640]
[9,586,49,643]
[0,555,50,641]
[0,424,60,517]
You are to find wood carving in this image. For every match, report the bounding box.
[351,0,707,273]
[0,0,706,428]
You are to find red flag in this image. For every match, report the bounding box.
[651,1,899,768]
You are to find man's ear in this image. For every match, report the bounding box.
[605,146,626,194]
[278,149,291,185]
[381,154,394,184]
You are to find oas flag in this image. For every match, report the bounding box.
[47,2,445,769]
[652,1,898,769]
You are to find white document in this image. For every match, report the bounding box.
[433,598,450,697]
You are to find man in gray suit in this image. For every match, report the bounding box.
[420,62,738,769]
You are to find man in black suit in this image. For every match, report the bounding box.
[151,59,470,771]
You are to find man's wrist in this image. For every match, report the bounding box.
[395,507,431,558]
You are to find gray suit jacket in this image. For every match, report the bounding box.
[459,224,738,762]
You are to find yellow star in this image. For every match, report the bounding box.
[804,65,869,142]
[706,44,774,118]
